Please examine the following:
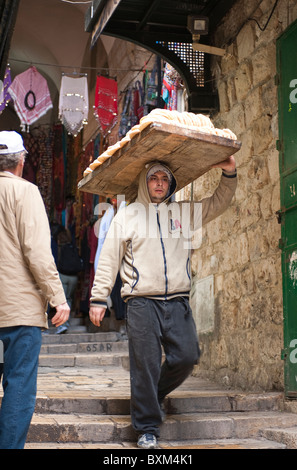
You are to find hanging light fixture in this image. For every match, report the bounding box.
[187,15,225,56]
[187,15,209,50]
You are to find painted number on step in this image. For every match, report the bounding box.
[86,343,112,352]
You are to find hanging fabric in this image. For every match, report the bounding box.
[119,79,146,139]
[0,65,12,114]
[118,87,132,139]
[8,66,53,132]
[162,63,181,111]
[94,75,118,138]
[59,74,89,137]
[135,79,145,120]
[52,124,65,217]
[22,133,39,184]
[145,59,158,107]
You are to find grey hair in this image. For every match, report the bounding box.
[0,151,26,171]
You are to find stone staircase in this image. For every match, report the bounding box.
[21,320,297,449]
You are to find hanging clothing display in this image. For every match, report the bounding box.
[118,80,145,138]
[162,62,181,111]
[22,133,40,184]
[37,128,54,215]
[8,66,53,131]
[0,65,12,114]
[94,75,117,137]
[145,59,158,107]
[52,124,65,216]
[59,74,89,136]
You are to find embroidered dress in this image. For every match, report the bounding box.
[8,66,53,131]
[94,76,117,137]
[59,75,89,136]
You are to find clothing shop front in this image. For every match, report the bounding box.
[0,0,188,332]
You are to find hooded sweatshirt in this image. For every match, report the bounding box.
[90,162,237,307]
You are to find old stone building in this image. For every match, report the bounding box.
[82,0,297,395]
[186,0,297,393]
[1,0,297,396]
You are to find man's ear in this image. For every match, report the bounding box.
[16,155,25,177]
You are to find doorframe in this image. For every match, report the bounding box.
[276,18,297,398]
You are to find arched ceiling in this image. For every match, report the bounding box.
[0,0,239,127]
[0,0,113,129]
[9,0,92,90]
[85,0,239,112]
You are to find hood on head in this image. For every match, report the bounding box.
[136,161,177,204]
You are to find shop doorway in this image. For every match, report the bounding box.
[277,19,297,398]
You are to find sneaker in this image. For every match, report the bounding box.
[55,325,68,334]
[137,433,158,449]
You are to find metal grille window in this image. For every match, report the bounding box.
[156,41,205,88]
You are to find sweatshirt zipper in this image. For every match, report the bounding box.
[156,209,168,299]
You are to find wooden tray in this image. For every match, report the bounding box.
[78,122,241,202]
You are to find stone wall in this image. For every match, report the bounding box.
[189,0,297,391]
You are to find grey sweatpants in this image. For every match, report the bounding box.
[126,296,200,437]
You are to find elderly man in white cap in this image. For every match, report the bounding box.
[0,131,70,449]
[89,157,237,448]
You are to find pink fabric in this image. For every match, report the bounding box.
[8,66,53,130]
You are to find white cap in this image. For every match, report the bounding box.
[0,131,27,155]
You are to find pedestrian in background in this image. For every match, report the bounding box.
[0,131,70,449]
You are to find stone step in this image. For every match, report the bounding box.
[67,325,88,334]
[30,334,297,450]
[26,411,297,444]
[38,353,130,369]
[41,331,121,345]
[33,391,283,416]
[40,340,128,355]
[261,426,297,449]
[24,437,286,449]
[69,317,85,326]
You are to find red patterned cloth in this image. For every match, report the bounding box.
[94,76,117,137]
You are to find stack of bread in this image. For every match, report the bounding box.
[83,109,237,177]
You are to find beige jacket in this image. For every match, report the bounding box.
[0,172,66,328]
[90,162,237,307]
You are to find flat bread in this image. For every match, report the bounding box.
[82,109,237,178]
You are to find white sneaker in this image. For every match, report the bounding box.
[137,433,158,449]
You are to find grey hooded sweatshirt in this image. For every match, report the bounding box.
[90,161,237,307]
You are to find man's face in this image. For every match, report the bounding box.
[147,171,170,204]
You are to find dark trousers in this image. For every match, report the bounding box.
[126,296,200,437]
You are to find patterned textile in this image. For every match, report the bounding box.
[162,63,181,111]
[94,76,117,137]
[38,129,54,215]
[8,66,53,131]
[22,133,40,184]
[52,124,65,216]
[59,75,88,136]
[0,66,12,114]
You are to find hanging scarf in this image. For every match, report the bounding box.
[0,65,12,114]
[8,66,53,131]
[94,76,117,137]
[59,75,89,136]
[162,63,181,111]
